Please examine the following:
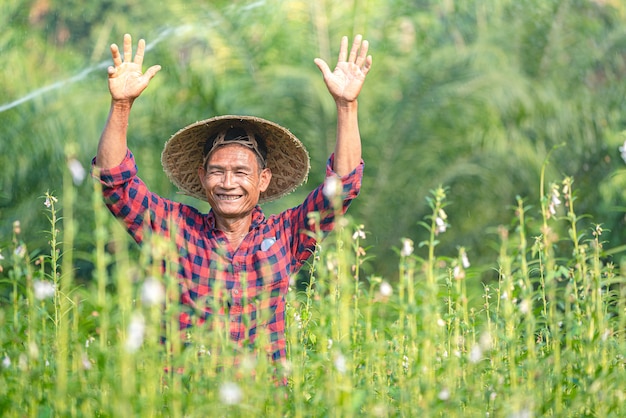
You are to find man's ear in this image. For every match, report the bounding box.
[198,166,207,189]
[259,168,272,192]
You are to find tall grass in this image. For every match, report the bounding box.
[0,155,625,417]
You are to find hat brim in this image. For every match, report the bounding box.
[161,115,310,204]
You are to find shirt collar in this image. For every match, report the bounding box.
[205,206,266,231]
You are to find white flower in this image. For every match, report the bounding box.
[68,158,86,185]
[453,265,465,280]
[85,336,95,348]
[400,238,413,257]
[438,388,450,401]
[14,245,26,258]
[125,313,145,352]
[508,408,533,418]
[197,345,210,357]
[327,339,333,349]
[33,280,56,300]
[469,344,482,363]
[13,220,21,235]
[140,277,165,306]
[2,355,10,368]
[293,312,302,329]
[460,249,470,268]
[352,226,366,240]
[239,354,257,372]
[519,299,530,314]
[435,209,448,235]
[81,353,92,370]
[379,281,393,297]
[548,185,561,217]
[323,176,341,199]
[28,342,39,359]
[435,217,447,234]
[619,139,626,164]
[44,195,58,208]
[219,382,243,405]
[334,352,347,374]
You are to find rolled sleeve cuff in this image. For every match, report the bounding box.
[325,154,364,199]
[91,150,137,187]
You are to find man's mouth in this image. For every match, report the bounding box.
[216,194,242,201]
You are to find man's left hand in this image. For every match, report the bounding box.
[314,35,373,105]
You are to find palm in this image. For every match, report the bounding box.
[106,34,161,102]
[324,62,368,102]
[108,62,149,100]
[315,35,372,104]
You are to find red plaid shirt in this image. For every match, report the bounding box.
[94,150,363,362]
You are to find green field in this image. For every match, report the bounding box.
[1,179,624,417]
[2,1,626,416]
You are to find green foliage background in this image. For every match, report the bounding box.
[2,0,626,278]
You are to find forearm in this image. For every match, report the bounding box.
[96,100,134,169]
[333,100,362,177]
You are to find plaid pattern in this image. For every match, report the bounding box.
[94,150,363,362]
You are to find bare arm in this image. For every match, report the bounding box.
[96,34,161,169]
[314,35,372,176]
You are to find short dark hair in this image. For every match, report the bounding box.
[202,126,268,170]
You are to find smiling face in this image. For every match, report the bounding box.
[198,144,272,221]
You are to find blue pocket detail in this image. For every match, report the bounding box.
[261,237,276,251]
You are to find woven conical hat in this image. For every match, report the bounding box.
[161,115,310,204]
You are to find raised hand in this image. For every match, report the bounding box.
[314,35,372,105]
[107,34,161,103]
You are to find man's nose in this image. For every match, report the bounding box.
[221,170,234,187]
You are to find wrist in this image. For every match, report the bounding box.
[111,98,135,111]
[335,99,358,112]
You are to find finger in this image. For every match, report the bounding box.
[144,64,162,80]
[348,34,362,63]
[361,55,373,75]
[110,43,122,67]
[123,33,132,63]
[314,58,332,78]
[337,36,348,63]
[107,65,116,77]
[134,38,146,65]
[355,39,369,67]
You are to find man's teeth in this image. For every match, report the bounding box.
[218,195,241,201]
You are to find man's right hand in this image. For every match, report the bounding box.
[96,34,161,169]
[107,33,161,103]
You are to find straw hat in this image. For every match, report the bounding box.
[161,115,310,204]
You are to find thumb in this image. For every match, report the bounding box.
[144,64,162,80]
[314,58,331,77]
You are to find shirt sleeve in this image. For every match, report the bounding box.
[283,154,364,269]
[92,150,181,244]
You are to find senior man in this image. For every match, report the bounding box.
[93,33,372,365]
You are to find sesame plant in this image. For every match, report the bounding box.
[0,159,625,417]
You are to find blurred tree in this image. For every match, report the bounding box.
[1,0,626,281]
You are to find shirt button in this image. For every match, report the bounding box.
[233,289,240,296]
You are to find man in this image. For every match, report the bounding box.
[94,33,372,365]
